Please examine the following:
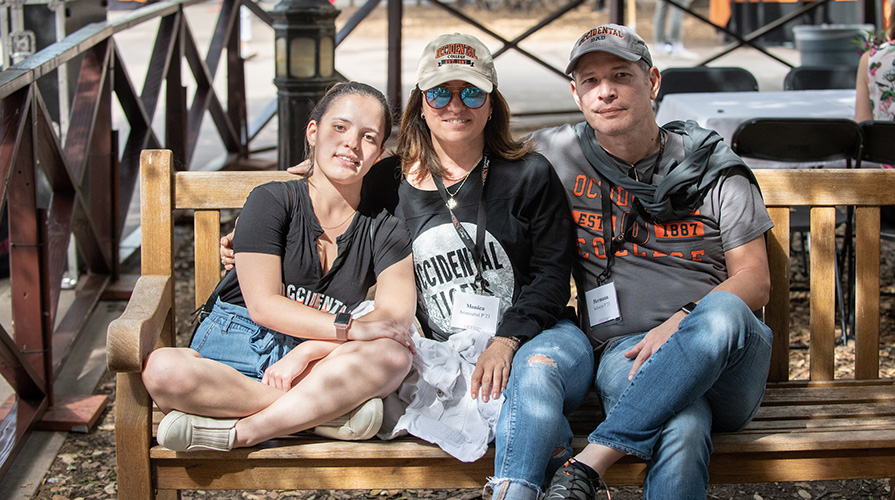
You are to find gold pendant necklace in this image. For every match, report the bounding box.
[444,154,483,210]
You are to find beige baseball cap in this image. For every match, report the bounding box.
[416,33,497,93]
[566,24,653,75]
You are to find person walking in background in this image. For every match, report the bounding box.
[653,0,698,59]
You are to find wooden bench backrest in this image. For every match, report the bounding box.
[141,150,891,384]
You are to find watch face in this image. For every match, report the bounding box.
[334,312,352,326]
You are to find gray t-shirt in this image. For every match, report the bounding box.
[533,123,773,348]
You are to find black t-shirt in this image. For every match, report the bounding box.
[220,178,411,314]
[381,153,575,342]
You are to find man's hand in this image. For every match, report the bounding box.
[220,231,236,270]
[624,312,684,380]
[286,159,312,176]
[470,341,515,402]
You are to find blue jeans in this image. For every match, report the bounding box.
[190,298,303,380]
[591,291,772,499]
[489,319,595,500]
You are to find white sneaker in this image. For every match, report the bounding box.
[670,42,699,60]
[156,410,238,451]
[313,398,383,441]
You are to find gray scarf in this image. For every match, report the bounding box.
[575,119,756,223]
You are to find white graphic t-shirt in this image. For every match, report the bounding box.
[383,153,574,342]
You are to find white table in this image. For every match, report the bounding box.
[655,90,857,169]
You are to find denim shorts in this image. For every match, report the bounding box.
[190,298,304,380]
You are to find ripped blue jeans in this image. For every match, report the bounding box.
[488,319,595,500]
[190,298,304,380]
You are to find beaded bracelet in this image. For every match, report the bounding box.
[487,336,521,352]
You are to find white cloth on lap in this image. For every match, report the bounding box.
[378,327,502,462]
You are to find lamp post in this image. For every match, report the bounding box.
[272,0,339,170]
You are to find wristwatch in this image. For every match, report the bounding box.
[680,302,698,315]
[334,312,352,340]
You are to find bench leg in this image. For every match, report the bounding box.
[890,477,894,500]
[115,372,155,499]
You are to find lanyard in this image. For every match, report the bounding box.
[595,133,665,285]
[432,156,491,293]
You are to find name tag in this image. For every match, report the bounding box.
[450,291,501,334]
[585,281,622,327]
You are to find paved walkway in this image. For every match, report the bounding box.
[0,1,806,497]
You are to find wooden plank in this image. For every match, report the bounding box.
[753,402,895,420]
[809,207,836,381]
[175,171,294,209]
[8,94,49,383]
[711,429,895,453]
[704,449,895,483]
[741,418,895,431]
[854,206,881,379]
[194,210,222,309]
[754,170,895,206]
[765,207,791,382]
[36,394,109,432]
[106,275,173,373]
[761,383,895,404]
[155,458,494,490]
[140,151,175,337]
[116,372,156,499]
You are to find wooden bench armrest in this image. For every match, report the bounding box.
[107,275,173,373]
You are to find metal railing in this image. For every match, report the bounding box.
[0,0,261,477]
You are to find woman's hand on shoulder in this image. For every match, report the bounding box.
[470,341,515,403]
[350,317,416,354]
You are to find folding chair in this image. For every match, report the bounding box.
[656,67,759,110]
[783,65,858,91]
[731,118,864,343]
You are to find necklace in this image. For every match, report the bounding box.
[444,154,484,210]
[309,180,357,230]
[318,209,356,230]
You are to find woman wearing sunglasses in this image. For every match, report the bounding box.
[370,33,594,498]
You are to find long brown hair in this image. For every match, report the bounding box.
[397,86,532,180]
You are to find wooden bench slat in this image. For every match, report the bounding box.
[761,383,895,404]
[174,171,295,209]
[741,417,895,431]
[712,428,895,452]
[753,402,895,420]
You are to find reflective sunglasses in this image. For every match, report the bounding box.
[424,86,488,109]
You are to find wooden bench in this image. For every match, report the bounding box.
[108,149,895,498]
